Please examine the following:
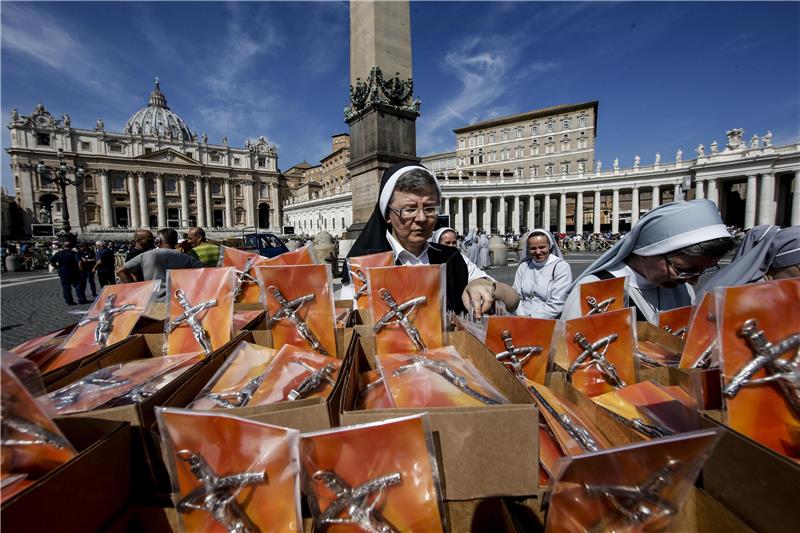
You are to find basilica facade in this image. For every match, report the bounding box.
[7,81,283,236]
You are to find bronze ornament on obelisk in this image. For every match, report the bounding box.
[343,0,421,243]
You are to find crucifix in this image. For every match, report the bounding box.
[724,319,800,418]
[393,356,501,405]
[372,288,427,352]
[287,361,338,401]
[1,395,70,450]
[207,374,266,409]
[51,368,132,410]
[166,289,218,355]
[568,332,626,388]
[352,268,369,301]
[583,459,682,526]
[77,294,136,346]
[175,449,266,533]
[312,469,402,533]
[527,385,599,452]
[267,286,329,356]
[233,256,259,301]
[663,325,687,339]
[586,296,615,315]
[495,330,543,383]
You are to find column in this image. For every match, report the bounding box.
[559,192,567,233]
[527,194,536,230]
[156,173,167,228]
[512,196,521,234]
[758,173,775,224]
[631,187,640,226]
[244,181,255,227]
[611,188,620,234]
[127,173,140,228]
[137,173,148,228]
[695,179,705,200]
[205,178,213,227]
[652,185,660,208]
[543,194,551,231]
[674,183,682,202]
[443,196,450,217]
[792,171,800,226]
[469,197,477,230]
[224,179,234,227]
[593,190,601,233]
[499,196,506,234]
[196,177,206,227]
[707,178,719,206]
[456,197,464,234]
[576,192,584,234]
[179,176,189,227]
[100,171,113,227]
[744,175,757,228]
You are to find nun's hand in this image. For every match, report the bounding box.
[463,278,495,318]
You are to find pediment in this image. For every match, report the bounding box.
[136,148,200,165]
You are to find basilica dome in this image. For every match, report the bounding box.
[124,80,193,141]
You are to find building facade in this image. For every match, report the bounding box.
[7,81,283,236]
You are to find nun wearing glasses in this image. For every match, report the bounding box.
[343,162,516,316]
[561,200,736,323]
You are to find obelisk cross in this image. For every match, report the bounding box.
[233,256,259,301]
[267,286,329,356]
[175,449,266,533]
[166,289,218,355]
[312,469,402,533]
[586,296,615,315]
[495,330,543,382]
[373,288,427,352]
[583,459,681,526]
[568,332,626,388]
[77,294,136,346]
[724,319,800,419]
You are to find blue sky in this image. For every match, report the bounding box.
[2,1,799,192]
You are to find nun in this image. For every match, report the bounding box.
[561,200,736,323]
[477,232,491,269]
[699,224,800,294]
[464,228,480,265]
[511,229,572,318]
[345,162,500,316]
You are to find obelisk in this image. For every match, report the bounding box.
[343,0,420,244]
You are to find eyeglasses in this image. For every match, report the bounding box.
[388,205,440,220]
[663,255,719,280]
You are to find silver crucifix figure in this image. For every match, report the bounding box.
[584,459,682,526]
[50,368,132,410]
[393,356,501,405]
[313,469,402,533]
[568,332,626,388]
[268,286,330,356]
[663,325,687,339]
[586,296,615,315]
[495,330,543,383]
[77,294,136,346]
[724,319,800,419]
[527,385,599,452]
[206,373,267,409]
[690,339,717,369]
[166,289,218,355]
[352,268,369,301]
[373,288,427,352]
[603,408,673,439]
[175,449,266,533]
[287,361,338,400]
[233,256,259,301]
[1,395,70,449]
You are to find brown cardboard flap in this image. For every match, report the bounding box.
[636,321,685,353]
[1,418,130,533]
[637,365,706,408]
[700,413,800,533]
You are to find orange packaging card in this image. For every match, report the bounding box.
[1,367,76,485]
[348,251,395,307]
[376,346,509,408]
[248,344,341,406]
[232,310,263,331]
[190,341,277,410]
[257,264,336,356]
[565,308,637,397]
[579,277,627,316]
[263,245,316,266]
[157,408,301,533]
[366,265,445,355]
[679,293,716,368]
[484,316,557,384]
[219,246,269,304]
[301,415,446,533]
[9,328,67,359]
[658,305,693,339]
[166,268,235,356]
[594,381,701,436]
[546,429,721,533]
[539,425,565,479]
[717,278,800,460]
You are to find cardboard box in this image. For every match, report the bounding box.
[638,365,710,409]
[341,328,539,501]
[1,418,131,533]
[700,412,800,533]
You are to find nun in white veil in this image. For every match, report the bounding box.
[464,228,480,265]
[477,232,491,269]
[512,228,572,318]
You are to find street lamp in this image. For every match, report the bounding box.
[36,148,85,239]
